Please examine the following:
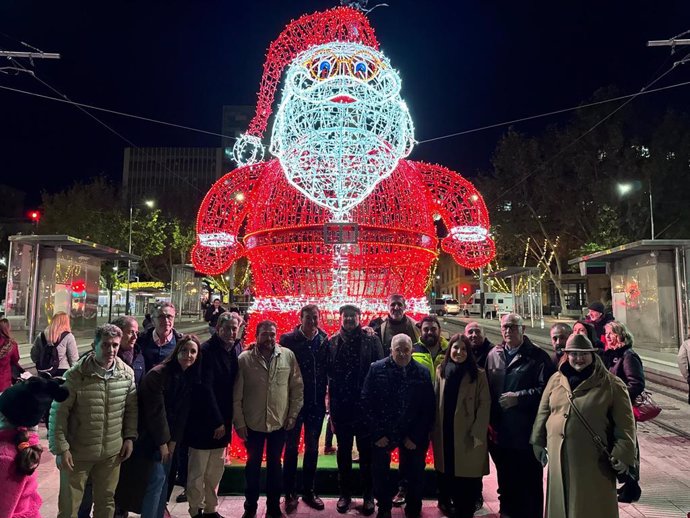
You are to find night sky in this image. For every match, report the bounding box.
[2,0,689,206]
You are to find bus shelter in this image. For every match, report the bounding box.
[171,264,203,321]
[4,234,139,344]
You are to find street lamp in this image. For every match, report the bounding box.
[126,199,155,315]
[617,180,654,240]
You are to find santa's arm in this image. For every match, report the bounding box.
[192,163,263,275]
[412,161,496,269]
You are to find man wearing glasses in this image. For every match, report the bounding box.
[138,302,182,372]
[485,313,555,518]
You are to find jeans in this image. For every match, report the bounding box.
[372,441,427,512]
[334,422,372,498]
[489,445,543,518]
[140,458,171,518]
[244,428,287,513]
[283,410,325,496]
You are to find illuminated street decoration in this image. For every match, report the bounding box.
[192,6,496,336]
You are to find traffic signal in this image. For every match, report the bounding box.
[27,210,41,224]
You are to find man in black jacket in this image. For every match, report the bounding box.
[485,313,555,518]
[329,304,384,516]
[279,304,330,513]
[185,312,239,518]
[204,298,226,335]
[362,334,434,518]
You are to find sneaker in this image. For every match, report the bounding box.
[284,493,299,514]
[302,492,325,510]
[176,490,188,503]
[324,445,336,454]
[337,496,351,514]
[392,488,406,507]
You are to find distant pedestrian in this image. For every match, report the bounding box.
[432,334,490,518]
[30,312,78,377]
[532,334,637,518]
[0,376,69,518]
[677,335,690,404]
[363,334,435,518]
[603,321,644,503]
[280,305,330,513]
[485,313,555,518]
[50,324,138,518]
[204,299,226,336]
[234,320,303,518]
[0,318,20,391]
[142,313,154,332]
[328,304,383,515]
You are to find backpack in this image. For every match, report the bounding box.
[36,331,69,373]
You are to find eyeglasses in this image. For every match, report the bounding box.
[157,314,175,321]
[501,323,520,331]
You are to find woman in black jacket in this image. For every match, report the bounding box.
[603,321,644,503]
[118,334,202,518]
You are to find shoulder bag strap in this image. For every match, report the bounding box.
[566,392,611,460]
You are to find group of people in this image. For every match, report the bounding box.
[0,295,648,518]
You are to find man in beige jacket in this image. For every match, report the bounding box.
[49,323,138,518]
[234,320,304,518]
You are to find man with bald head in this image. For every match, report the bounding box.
[464,321,494,369]
[485,313,555,518]
[362,334,435,518]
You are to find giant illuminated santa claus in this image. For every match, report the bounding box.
[192,6,496,333]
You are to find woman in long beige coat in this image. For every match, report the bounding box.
[432,334,491,518]
[531,334,637,518]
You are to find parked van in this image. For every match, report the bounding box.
[462,292,514,318]
[430,298,461,316]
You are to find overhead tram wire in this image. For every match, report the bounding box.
[3,57,208,195]
[483,50,690,205]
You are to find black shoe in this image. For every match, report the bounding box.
[241,510,257,518]
[404,507,420,518]
[266,510,284,518]
[362,497,375,516]
[284,493,299,514]
[474,493,484,511]
[337,496,352,514]
[437,501,455,517]
[302,492,325,510]
[618,481,641,503]
[376,510,392,518]
[392,488,406,507]
[176,490,188,503]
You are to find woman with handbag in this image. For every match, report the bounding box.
[603,320,645,503]
[531,334,637,518]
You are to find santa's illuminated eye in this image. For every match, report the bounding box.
[355,61,367,75]
[319,60,332,77]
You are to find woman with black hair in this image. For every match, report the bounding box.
[432,334,491,518]
[117,334,202,518]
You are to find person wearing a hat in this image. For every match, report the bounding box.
[584,301,614,344]
[328,304,384,515]
[531,334,637,518]
[0,376,69,518]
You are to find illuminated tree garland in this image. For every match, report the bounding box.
[193,6,496,337]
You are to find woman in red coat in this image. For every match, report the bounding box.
[0,318,20,392]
